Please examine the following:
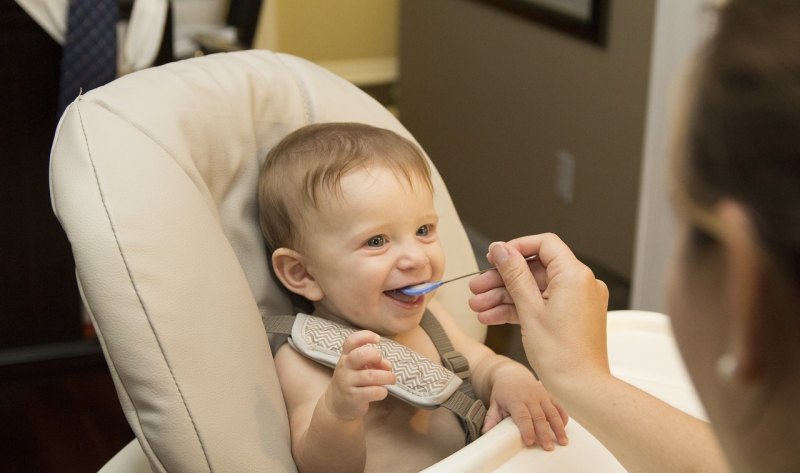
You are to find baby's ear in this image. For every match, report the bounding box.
[271,248,323,301]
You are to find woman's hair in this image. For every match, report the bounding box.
[678,0,800,289]
[258,122,433,252]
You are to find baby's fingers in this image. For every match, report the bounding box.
[557,400,569,426]
[481,402,505,434]
[543,402,569,446]
[342,330,381,355]
[351,366,396,388]
[529,408,555,451]
[506,403,538,448]
[341,331,393,372]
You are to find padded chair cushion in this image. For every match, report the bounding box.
[50,50,481,472]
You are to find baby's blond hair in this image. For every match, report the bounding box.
[258,122,433,252]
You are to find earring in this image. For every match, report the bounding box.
[716,353,740,382]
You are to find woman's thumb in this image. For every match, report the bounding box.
[488,242,541,310]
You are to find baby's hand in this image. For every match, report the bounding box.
[325,330,396,421]
[484,364,569,450]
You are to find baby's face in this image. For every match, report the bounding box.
[300,166,444,337]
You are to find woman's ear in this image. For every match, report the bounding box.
[271,248,323,301]
[715,200,766,381]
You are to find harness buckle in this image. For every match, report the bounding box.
[464,399,487,442]
[442,351,470,379]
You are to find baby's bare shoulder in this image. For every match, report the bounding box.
[274,345,330,407]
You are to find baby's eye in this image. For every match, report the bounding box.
[417,225,431,237]
[367,235,386,247]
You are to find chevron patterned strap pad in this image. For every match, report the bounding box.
[288,313,463,408]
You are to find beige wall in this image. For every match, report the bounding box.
[399,0,656,278]
[254,0,398,62]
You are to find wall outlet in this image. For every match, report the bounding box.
[555,149,576,204]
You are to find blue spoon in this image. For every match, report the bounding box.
[400,255,538,296]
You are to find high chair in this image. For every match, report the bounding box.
[50,50,705,472]
[50,49,483,473]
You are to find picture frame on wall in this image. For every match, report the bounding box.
[470,0,610,46]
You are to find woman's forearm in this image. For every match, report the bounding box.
[556,373,730,473]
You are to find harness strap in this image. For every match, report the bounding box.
[265,314,296,334]
[264,312,486,443]
[440,389,487,444]
[419,310,485,441]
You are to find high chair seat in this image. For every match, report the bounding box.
[50,49,481,473]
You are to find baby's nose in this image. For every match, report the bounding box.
[397,243,429,269]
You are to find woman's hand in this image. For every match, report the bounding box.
[468,234,610,389]
[471,235,731,473]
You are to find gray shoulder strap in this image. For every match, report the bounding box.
[419,310,485,442]
[420,311,470,378]
[263,314,295,357]
[264,314,296,335]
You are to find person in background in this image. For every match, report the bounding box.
[469,1,800,472]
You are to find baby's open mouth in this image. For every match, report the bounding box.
[384,288,420,303]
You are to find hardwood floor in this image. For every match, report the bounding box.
[0,347,134,473]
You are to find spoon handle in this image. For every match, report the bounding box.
[440,254,538,285]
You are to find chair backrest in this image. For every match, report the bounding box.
[49,50,481,473]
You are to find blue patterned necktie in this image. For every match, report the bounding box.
[57,0,118,116]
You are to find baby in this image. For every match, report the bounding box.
[258,122,568,473]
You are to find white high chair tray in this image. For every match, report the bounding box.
[422,310,705,473]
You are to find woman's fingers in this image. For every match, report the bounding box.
[486,242,545,321]
[471,234,612,396]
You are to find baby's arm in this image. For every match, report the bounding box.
[274,330,396,473]
[476,359,569,449]
[427,299,568,450]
